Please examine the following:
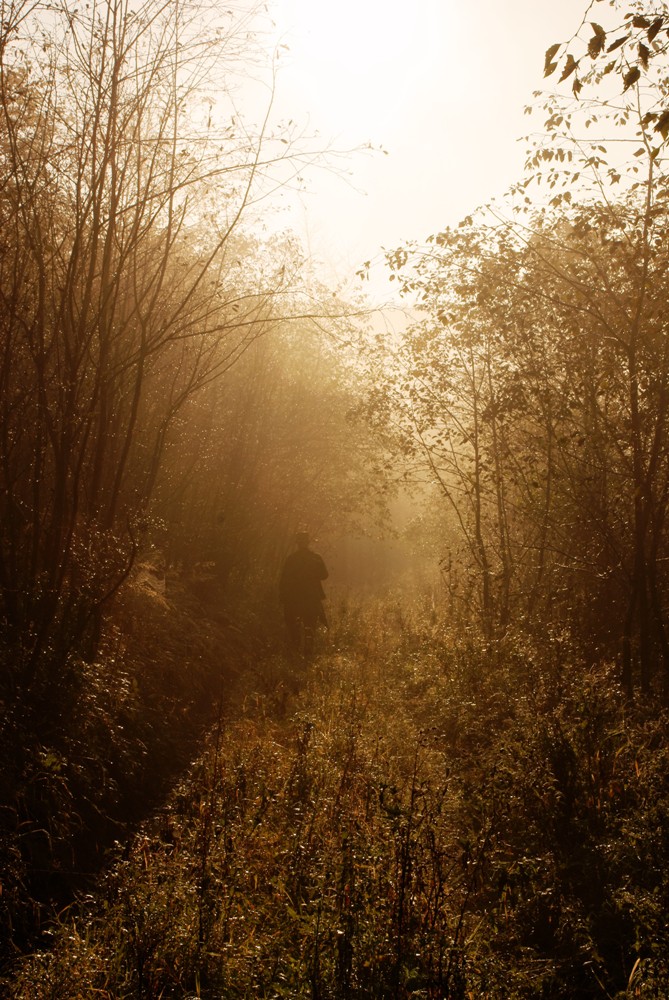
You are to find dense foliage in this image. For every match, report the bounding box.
[0,564,256,965]
[3,0,669,996]
[0,0,370,709]
[358,0,669,697]
[0,0,380,971]
[5,603,669,998]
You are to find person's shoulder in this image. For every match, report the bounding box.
[311,551,327,572]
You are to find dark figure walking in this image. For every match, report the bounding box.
[279,531,328,657]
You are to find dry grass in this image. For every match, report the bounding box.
[5,598,669,998]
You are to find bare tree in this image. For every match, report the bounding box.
[0,0,339,699]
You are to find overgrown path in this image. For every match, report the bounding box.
[0,573,271,968]
[6,600,669,998]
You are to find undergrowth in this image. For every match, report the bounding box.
[0,566,253,968]
[4,597,669,998]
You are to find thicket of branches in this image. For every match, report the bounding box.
[359,0,669,697]
[6,0,669,992]
[0,0,376,709]
[0,0,382,962]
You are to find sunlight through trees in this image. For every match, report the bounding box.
[3,1,669,997]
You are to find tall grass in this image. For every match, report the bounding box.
[6,597,669,998]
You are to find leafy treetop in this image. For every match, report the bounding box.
[545,1,669,138]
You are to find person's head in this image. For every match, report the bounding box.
[295,530,310,550]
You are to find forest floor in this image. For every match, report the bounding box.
[3,585,669,998]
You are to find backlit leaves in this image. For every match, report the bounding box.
[623,65,641,91]
[639,42,650,70]
[647,16,664,42]
[588,23,606,59]
[544,43,561,77]
[548,7,669,109]
[654,108,669,139]
[559,53,579,83]
[607,35,629,53]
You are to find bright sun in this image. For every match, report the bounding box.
[271,0,459,141]
[264,0,593,291]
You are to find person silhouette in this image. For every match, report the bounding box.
[279,531,328,656]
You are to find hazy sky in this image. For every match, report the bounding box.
[266,0,592,295]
